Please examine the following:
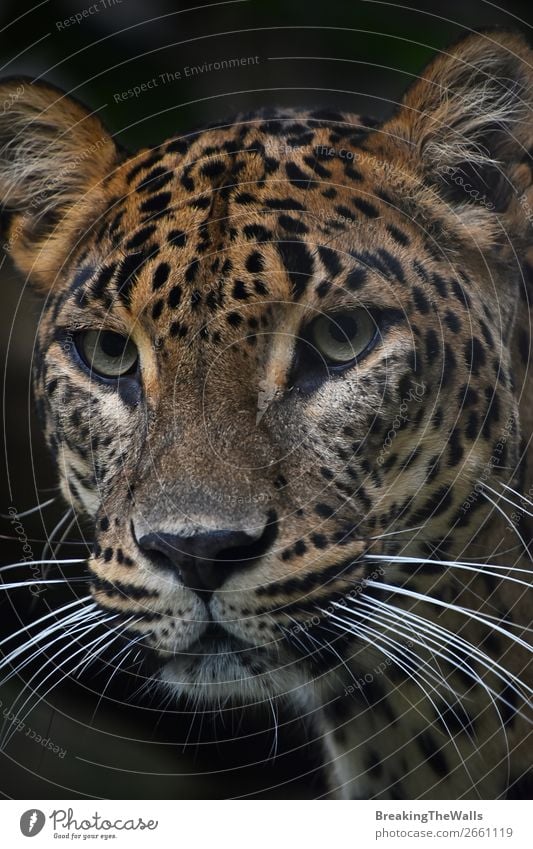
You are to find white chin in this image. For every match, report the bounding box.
[158,639,298,705]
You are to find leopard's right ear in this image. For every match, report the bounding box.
[0,78,120,290]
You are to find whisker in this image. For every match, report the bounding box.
[40,509,74,565]
[365,553,533,583]
[365,579,533,657]
[500,481,533,507]
[482,481,533,517]
[0,605,101,679]
[481,490,532,560]
[0,610,103,689]
[0,558,86,576]
[0,614,110,748]
[0,578,90,589]
[0,614,124,750]
[318,607,480,789]
[371,523,428,540]
[352,596,532,711]
[88,633,146,726]
[0,497,56,519]
[0,596,92,651]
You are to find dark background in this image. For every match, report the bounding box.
[0,0,531,799]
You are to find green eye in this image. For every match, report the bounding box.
[309,309,376,365]
[76,330,138,378]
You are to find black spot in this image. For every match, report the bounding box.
[413,286,430,314]
[245,251,264,273]
[170,321,188,338]
[140,192,172,216]
[152,262,171,291]
[277,240,314,299]
[243,224,272,242]
[232,280,249,300]
[466,411,479,440]
[285,161,313,187]
[431,272,448,297]
[387,224,409,246]
[448,427,464,465]
[518,328,529,365]
[167,285,182,309]
[168,229,187,248]
[441,344,457,387]
[126,225,156,250]
[234,192,255,204]
[137,167,172,193]
[459,385,478,407]
[479,319,493,347]
[345,267,367,291]
[351,197,379,218]
[166,138,190,155]
[335,204,356,222]
[227,311,243,327]
[200,159,226,178]
[126,152,162,183]
[318,246,342,277]
[116,252,150,304]
[314,503,336,519]
[189,195,211,210]
[364,750,384,778]
[464,337,486,376]
[315,279,331,298]
[444,309,461,332]
[151,299,164,320]
[377,248,405,283]
[425,328,439,359]
[91,263,117,299]
[417,731,449,777]
[265,198,305,211]
[451,280,472,308]
[278,214,308,234]
[185,259,200,283]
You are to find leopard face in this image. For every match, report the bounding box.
[2,29,531,798]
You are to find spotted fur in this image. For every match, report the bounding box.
[1,29,532,798]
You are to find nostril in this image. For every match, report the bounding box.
[214,510,278,565]
[137,510,278,594]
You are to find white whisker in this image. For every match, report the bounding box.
[0,497,56,519]
[365,580,533,658]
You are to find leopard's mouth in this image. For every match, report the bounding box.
[156,623,286,702]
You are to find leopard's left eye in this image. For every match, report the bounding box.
[75,330,139,378]
[309,309,377,366]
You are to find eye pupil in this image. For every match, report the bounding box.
[330,316,358,343]
[100,331,127,358]
[308,308,376,368]
[74,329,139,379]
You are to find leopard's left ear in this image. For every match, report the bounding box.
[0,78,121,290]
[379,29,533,220]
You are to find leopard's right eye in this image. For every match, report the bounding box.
[74,330,139,379]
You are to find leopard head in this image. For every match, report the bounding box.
[1,30,531,710]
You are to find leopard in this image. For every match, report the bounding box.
[0,28,532,799]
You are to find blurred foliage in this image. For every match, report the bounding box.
[0,0,531,149]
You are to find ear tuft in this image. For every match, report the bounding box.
[383,30,533,214]
[0,78,120,288]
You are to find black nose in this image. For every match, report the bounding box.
[138,512,277,598]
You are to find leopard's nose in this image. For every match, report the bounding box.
[137,512,278,598]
